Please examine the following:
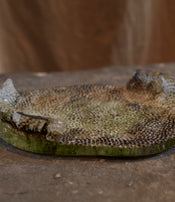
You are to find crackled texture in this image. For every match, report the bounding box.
[0,70,174,156]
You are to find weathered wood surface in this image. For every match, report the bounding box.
[0,64,175,202]
[0,0,175,72]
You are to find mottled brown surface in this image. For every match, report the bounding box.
[1,0,175,72]
[0,64,175,202]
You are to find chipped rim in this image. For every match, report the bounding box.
[0,120,175,157]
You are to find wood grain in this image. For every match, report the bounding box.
[0,0,175,72]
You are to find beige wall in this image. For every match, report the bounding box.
[0,0,174,72]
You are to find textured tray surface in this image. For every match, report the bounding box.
[0,64,175,202]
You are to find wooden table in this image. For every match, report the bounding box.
[0,64,175,202]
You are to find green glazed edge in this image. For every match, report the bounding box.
[0,120,174,157]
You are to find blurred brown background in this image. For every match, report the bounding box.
[0,0,175,73]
